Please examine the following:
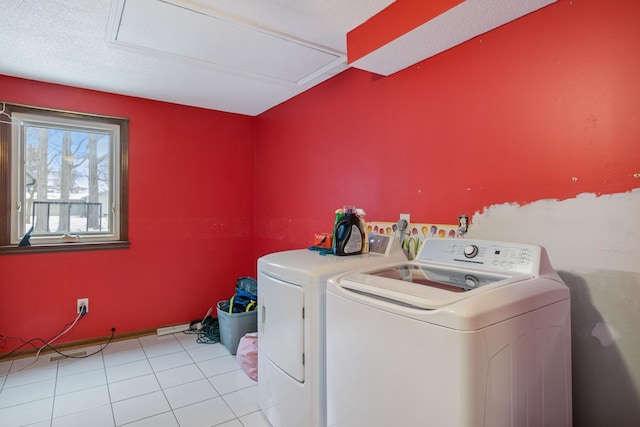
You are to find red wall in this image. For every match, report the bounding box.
[2,0,639,354]
[0,77,256,353]
[254,0,640,256]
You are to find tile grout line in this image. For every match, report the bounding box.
[102,346,118,427]
[151,335,183,427]
[147,333,242,424]
[110,334,209,425]
[169,332,244,422]
[110,336,168,426]
[48,359,59,427]
[0,359,10,394]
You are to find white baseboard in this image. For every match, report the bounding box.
[156,323,191,336]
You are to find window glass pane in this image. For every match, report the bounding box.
[23,124,113,237]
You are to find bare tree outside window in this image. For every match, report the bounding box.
[24,126,110,235]
[34,127,49,233]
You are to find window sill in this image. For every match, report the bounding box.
[0,241,130,255]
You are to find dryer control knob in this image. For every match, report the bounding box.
[464,245,479,258]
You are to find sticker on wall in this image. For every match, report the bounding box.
[368,221,460,260]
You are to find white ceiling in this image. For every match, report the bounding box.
[351,0,556,76]
[0,0,556,117]
[0,0,393,116]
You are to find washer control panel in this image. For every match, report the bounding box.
[463,244,479,258]
[417,238,540,275]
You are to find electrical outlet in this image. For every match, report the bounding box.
[400,213,410,224]
[77,298,89,314]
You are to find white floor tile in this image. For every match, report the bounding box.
[112,390,170,425]
[102,336,144,366]
[148,351,193,373]
[174,332,203,350]
[9,355,57,373]
[55,368,107,395]
[103,338,143,354]
[103,347,147,368]
[2,365,57,389]
[208,369,256,395]
[21,420,50,427]
[187,343,229,363]
[172,397,236,427]
[0,379,55,409]
[164,378,219,409]
[222,385,260,418]
[51,403,114,427]
[122,411,179,427]
[109,374,160,402]
[239,410,273,427]
[0,397,54,427]
[53,384,110,418]
[106,359,153,383]
[197,355,241,377]
[155,364,204,389]
[138,335,183,358]
[57,350,105,376]
[216,419,244,427]
[138,334,176,347]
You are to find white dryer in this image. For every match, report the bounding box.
[258,234,406,427]
[326,238,571,427]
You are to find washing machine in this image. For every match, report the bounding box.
[258,234,406,427]
[326,238,571,427]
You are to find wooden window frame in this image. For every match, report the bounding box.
[0,102,129,255]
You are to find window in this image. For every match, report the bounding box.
[0,102,129,254]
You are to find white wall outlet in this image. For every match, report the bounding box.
[77,298,89,314]
[400,213,410,223]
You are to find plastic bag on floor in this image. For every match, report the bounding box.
[236,332,258,381]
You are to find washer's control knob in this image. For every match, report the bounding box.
[464,245,479,258]
[465,275,479,288]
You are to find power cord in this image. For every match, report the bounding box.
[6,312,83,374]
[195,316,220,344]
[44,327,116,359]
[183,306,220,344]
[1,315,87,361]
[0,315,116,375]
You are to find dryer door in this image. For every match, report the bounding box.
[258,272,305,382]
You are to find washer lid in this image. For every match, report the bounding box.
[338,264,529,309]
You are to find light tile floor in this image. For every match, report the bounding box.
[0,333,272,427]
